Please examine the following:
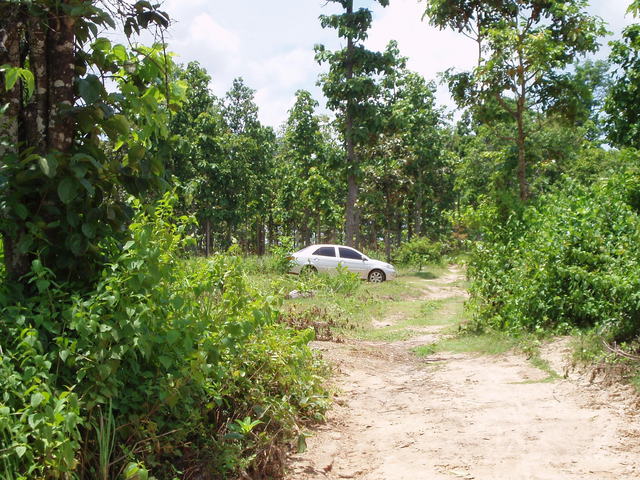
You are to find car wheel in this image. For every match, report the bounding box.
[368,269,385,283]
[300,265,317,275]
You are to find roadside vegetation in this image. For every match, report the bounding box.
[2,0,640,478]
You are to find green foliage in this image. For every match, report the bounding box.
[605,23,640,149]
[426,0,608,201]
[0,194,328,479]
[395,237,443,270]
[296,265,361,296]
[273,90,343,245]
[0,65,35,98]
[2,38,186,284]
[467,153,640,342]
[269,236,295,274]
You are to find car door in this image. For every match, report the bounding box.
[310,246,338,273]
[338,247,367,277]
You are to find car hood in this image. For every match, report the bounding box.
[368,259,395,270]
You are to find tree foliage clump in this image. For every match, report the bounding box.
[424,0,607,201]
[467,151,640,342]
[605,2,640,149]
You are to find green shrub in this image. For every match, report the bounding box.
[467,162,640,342]
[395,237,443,270]
[297,264,361,296]
[268,236,295,274]
[240,237,295,276]
[0,194,328,479]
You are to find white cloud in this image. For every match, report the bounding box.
[367,0,477,112]
[149,0,637,128]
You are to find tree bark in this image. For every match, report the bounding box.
[516,42,529,202]
[414,182,423,238]
[256,219,265,255]
[25,16,49,152]
[343,0,360,248]
[205,219,211,257]
[1,14,30,280]
[47,8,76,153]
[0,15,21,156]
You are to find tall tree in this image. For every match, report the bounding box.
[424,0,607,201]
[315,0,396,246]
[221,78,275,253]
[275,90,341,245]
[168,61,226,255]
[605,3,640,148]
[0,0,182,283]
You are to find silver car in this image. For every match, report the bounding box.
[288,244,396,282]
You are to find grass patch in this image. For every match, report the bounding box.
[246,265,450,337]
[414,331,518,357]
[360,296,467,342]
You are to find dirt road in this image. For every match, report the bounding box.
[285,266,640,480]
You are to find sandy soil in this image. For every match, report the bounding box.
[285,267,640,480]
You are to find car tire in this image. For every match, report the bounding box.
[300,265,317,275]
[368,269,386,283]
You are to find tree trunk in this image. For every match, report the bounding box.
[256,219,265,255]
[1,15,30,281]
[414,183,423,238]
[343,0,360,248]
[25,16,48,152]
[395,214,403,247]
[516,40,529,202]
[384,186,392,262]
[205,219,211,257]
[0,15,21,155]
[515,105,528,202]
[47,9,75,153]
[345,172,359,247]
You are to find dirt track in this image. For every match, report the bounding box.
[285,267,640,480]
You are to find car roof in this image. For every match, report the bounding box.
[296,244,362,253]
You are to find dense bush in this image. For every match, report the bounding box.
[298,265,361,296]
[0,195,328,479]
[467,159,640,342]
[394,237,443,270]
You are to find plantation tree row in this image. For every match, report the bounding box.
[3,0,640,275]
[3,0,640,478]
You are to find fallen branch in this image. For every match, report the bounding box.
[602,339,640,362]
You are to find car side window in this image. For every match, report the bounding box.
[313,246,336,257]
[339,247,362,260]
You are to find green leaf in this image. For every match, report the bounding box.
[297,433,308,453]
[30,392,44,408]
[112,44,128,62]
[15,445,27,458]
[14,203,28,220]
[81,222,96,239]
[5,68,19,90]
[38,156,58,178]
[17,234,34,254]
[58,177,79,204]
[78,75,104,104]
[68,233,86,256]
[103,114,130,139]
[127,143,146,168]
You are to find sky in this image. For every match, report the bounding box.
[156,0,636,128]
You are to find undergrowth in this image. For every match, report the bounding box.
[467,159,640,346]
[0,195,329,479]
